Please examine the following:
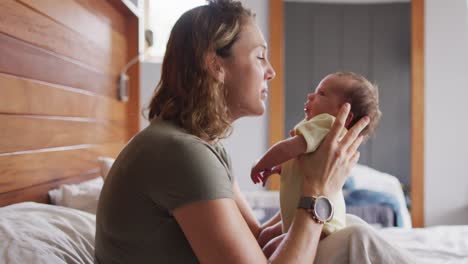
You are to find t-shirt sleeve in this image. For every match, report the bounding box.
[217,142,234,176]
[294,114,334,153]
[147,137,234,211]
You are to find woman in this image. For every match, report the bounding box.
[95,1,403,263]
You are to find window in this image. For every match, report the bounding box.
[145,0,206,62]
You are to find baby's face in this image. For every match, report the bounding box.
[304,75,349,120]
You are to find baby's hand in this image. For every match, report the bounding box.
[260,166,282,186]
[251,166,282,187]
[289,129,295,137]
[251,166,263,184]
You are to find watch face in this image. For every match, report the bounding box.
[315,197,333,221]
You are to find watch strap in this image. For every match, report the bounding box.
[298,196,335,224]
[298,196,325,224]
[297,196,315,210]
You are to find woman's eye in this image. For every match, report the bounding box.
[257,56,265,60]
[319,91,325,96]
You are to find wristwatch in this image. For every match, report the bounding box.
[297,196,334,224]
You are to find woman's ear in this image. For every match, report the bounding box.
[205,52,225,83]
[345,112,354,129]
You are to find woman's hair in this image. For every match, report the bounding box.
[148,0,254,140]
[334,72,382,140]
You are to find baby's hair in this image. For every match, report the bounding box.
[334,71,382,140]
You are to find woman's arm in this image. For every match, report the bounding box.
[232,178,261,238]
[270,210,324,263]
[174,104,370,264]
[233,179,282,242]
[174,199,266,264]
[261,211,281,229]
[258,214,283,248]
[173,198,325,264]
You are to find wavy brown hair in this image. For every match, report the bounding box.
[334,71,382,140]
[148,0,254,141]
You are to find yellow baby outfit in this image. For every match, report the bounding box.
[280,113,347,235]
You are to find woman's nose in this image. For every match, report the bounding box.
[307,93,315,100]
[265,61,276,81]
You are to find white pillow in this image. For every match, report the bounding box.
[98,156,115,179]
[0,202,96,263]
[48,177,103,214]
[350,164,412,228]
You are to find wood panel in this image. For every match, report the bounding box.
[0,115,126,154]
[0,73,126,121]
[18,0,126,45]
[0,171,100,206]
[77,0,127,34]
[108,0,141,17]
[268,0,285,190]
[0,143,124,194]
[18,0,127,70]
[95,142,126,159]
[0,32,117,98]
[0,0,136,206]
[0,146,99,194]
[0,0,125,76]
[411,0,425,228]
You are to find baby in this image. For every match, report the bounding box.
[251,71,381,236]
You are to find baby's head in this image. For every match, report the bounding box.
[304,72,382,139]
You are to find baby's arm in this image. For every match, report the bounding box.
[251,135,307,185]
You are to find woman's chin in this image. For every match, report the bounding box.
[233,104,265,119]
[250,106,265,117]
[248,101,266,116]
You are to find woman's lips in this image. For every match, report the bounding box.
[261,88,268,98]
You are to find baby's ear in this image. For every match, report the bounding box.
[345,112,354,129]
[205,52,225,83]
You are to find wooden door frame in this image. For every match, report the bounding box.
[268,0,425,227]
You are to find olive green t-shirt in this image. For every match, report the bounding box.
[94,118,234,264]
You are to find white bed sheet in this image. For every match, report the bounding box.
[0,202,95,264]
[380,225,468,263]
[1,199,465,263]
[315,215,468,263]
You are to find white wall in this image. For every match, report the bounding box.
[139,62,160,129]
[139,0,270,191]
[425,0,468,225]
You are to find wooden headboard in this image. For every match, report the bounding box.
[0,0,141,206]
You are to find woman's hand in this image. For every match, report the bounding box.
[262,233,286,259]
[258,221,283,248]
[298,103,370,197]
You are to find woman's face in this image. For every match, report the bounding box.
[222,18,276,121]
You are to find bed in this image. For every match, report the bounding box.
[2,161,467,263]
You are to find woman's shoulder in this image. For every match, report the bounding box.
[136,118,200,145]
[131,118,217,159]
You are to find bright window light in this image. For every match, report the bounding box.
[146,0,206,61]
